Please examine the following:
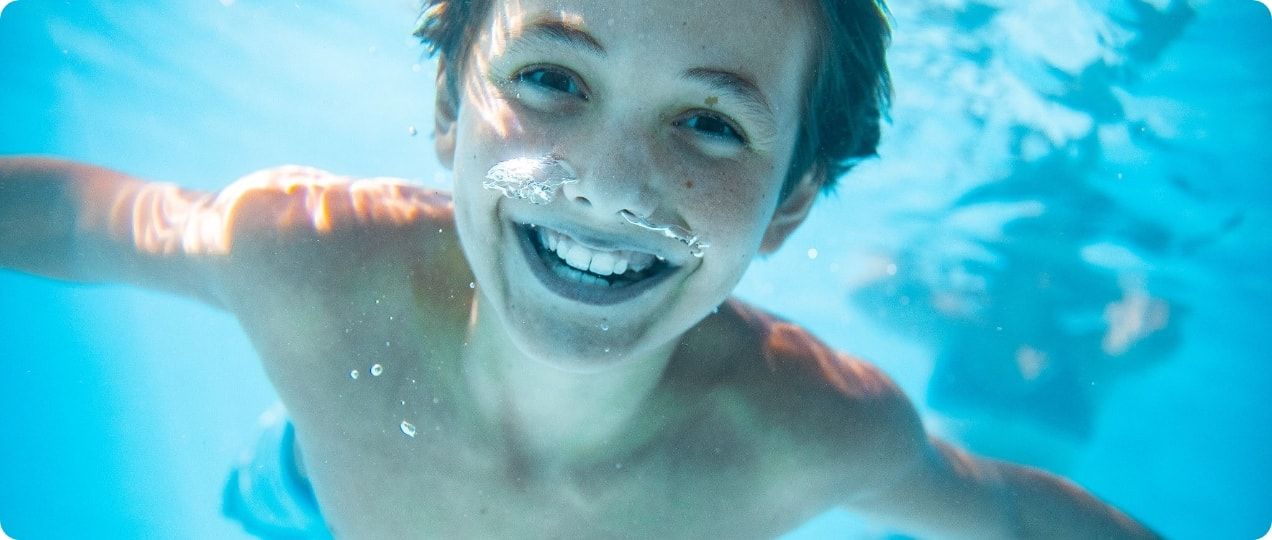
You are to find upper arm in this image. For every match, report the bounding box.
[720,302,1156,538]
[1,159,453,307]
[735,311,1015,537]
[839,401,1160,539]
[848,434,1159,539]
[844,433,1023,539]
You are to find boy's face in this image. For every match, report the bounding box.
[442,0,817,369]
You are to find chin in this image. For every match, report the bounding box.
[501,309,657,373]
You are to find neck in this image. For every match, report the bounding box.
[461,296,677,470]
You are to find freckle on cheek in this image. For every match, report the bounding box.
[704,96,718,106]
[685,179,694,189]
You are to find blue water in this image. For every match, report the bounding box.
[1,1,1269,538]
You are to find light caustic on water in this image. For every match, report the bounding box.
[484,155,710,257]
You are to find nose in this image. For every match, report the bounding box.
[559,127,660,221]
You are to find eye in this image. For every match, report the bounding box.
[677,112,747,145]
[515,66,587,100]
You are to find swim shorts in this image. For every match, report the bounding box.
[222,406,331,539]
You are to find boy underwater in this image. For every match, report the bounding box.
[0,0,1160,537]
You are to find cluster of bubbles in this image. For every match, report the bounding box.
[484,155,710,258]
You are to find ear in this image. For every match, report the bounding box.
[434,59,459,170]
[759,169,820,255]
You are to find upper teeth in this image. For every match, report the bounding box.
[537,227,656,276]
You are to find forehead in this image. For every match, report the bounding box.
[486,0,813,58]
[477,0,816,106]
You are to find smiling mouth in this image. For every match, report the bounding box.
[515,223,677,305]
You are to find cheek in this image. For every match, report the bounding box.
[677,162,780,245]
[449,121,506,265]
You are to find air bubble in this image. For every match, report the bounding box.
[400,420,417,438]
[371,364,384,376]
[484,156,578,205]
[600,323,609,331]
[486,154,709,257]
[469,282,476,289]
[807,248,818,259]
[407,125,418,137]
[620,211,709,258]
[432,397,440,404]
[350,370,359,379]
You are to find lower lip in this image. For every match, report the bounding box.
[513,223,675,306]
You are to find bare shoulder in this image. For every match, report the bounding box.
[206,169,474,434]
[215,166,454,250]
[203,166,466,289]
[688,299,929,492]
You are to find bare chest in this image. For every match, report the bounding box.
[227,266,848,538]
[299,403,842,539]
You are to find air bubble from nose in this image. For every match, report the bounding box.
[484,154,710,257]
[483,156,578,205]
[619,210,710,258]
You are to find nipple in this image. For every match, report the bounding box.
[483,155,578,205]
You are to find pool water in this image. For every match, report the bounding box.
[1,1,1269,538]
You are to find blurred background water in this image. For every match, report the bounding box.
[1,0,1268,538]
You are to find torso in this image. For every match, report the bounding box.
[213,171,915,538]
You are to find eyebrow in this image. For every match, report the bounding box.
[683,67,775,120]
[512,18,607,57]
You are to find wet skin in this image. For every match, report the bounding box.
[156,2,920,534]
[447,0,820,376]
[214,178,916,537]
[0,0,1163,536]
[0,158,1159,538]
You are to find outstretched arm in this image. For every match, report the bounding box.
[738,305,1158,538]
[847,426,1159,539]
[0,157,224,305]
[1,157,456,309]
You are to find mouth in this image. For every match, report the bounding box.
[515,222,678,306]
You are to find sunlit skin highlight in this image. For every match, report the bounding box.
[115,167,452,258]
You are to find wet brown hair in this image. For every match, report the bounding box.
[415,0,892,197]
